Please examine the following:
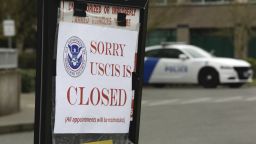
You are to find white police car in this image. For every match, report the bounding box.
[144,43,253,88]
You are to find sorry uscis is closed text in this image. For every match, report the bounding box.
[66,86,128,107]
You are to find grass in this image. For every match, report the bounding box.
[251,79,256,86]
[248,79,256,86]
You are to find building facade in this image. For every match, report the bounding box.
[147,0,256,58]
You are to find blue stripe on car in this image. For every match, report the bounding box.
[144,57,159,84]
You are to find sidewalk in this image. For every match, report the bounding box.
[0,93,35,134]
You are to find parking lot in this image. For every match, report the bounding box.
[140,86,256,144]
[1,86,256,144]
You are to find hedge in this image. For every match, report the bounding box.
[246,58,256,79]
[20,69,36,93]
[18,52,36,69]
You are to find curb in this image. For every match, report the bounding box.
[0,123,34,134]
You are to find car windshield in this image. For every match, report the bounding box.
[183,47,212,58]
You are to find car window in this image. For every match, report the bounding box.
[183,47,210,58]
[145,49,162,58]
[161,49,184,59]
[145,49,184,59]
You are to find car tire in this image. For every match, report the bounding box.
[199,68,219,88]
[228,83,244,88]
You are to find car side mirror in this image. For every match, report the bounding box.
[179,54,189,61]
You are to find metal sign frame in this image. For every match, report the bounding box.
[35,0,148,143]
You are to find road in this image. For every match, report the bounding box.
[140,87,256,144]
[1,87,256,144]
[0,132,33,144]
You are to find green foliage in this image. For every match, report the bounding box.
[246,58,256,78]
[0,0,37,49]
[20,69,36,93]
[19,51,36,93]
[18,52,36,69]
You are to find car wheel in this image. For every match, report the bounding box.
[228,83,244,88]
[199,68,219,88]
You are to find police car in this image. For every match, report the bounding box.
[144,43,253,88]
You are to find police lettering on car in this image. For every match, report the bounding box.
[165,65,188,73]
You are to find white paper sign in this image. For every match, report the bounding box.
[54,22,138,134]
[3,20,15,37]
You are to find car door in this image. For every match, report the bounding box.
[144,48,162,84]
[157,48,190,83]
[144,48,190,84]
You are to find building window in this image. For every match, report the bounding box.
[146,29,177,46]
[248,0,256,3]
[191,0,233,4]
[152,0,168,5]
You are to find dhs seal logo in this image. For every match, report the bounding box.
[64,36,87,77]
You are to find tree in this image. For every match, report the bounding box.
[0,0,17,40]
[229,3,256,59]
[0,0,37,52]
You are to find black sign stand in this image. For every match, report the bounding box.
[35,0,148,143]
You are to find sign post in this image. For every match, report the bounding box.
[3,19,15,48]
[35,0,148,143]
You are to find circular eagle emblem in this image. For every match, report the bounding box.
[64,36,87,77]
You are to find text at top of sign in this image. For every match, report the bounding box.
[60,1,140,29]
[3,20,15,37]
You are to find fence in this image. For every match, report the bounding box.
[0,49,17,69]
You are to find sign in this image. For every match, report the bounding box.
[84,140,113,144]
[54,22,139,134]
[3,20,15,37]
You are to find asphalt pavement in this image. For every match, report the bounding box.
[0,93,34,134]
[0,132,33,144]
[140,86,256,144]
[1,87,256,144]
